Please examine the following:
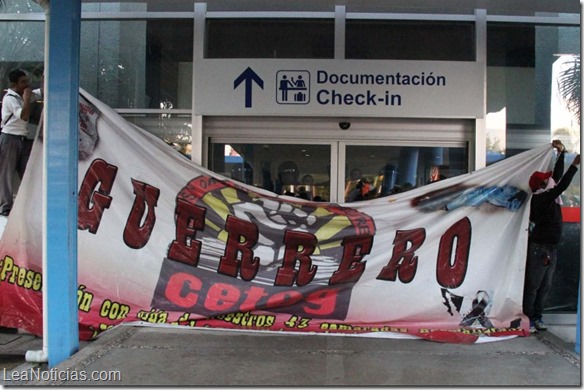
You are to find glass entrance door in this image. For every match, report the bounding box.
[208,141,337,202]
[208,140,469,203]
[341,143,469,202]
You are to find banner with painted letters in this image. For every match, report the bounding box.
[0,90,553,343]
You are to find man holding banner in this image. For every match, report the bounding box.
[524,140,580,333]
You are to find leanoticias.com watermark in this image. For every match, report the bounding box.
[2,367,122,383]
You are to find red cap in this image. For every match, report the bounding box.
[529,171,552,191]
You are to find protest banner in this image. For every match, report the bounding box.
[0,90,552,343]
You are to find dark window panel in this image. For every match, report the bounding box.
[206,19,334,59]
[346,20,475,61]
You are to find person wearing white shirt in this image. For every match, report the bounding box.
[0,69,43,216]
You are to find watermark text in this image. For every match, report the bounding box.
[3,367,122,383]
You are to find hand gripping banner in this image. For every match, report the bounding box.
[0,89,553,343]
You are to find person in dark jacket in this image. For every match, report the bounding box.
[523,140,580,333]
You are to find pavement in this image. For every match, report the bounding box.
[0,323,579,386]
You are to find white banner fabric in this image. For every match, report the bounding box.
[0,90,552,343]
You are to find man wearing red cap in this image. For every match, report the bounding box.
[523,140,580,333]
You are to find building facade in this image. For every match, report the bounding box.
[0,0,580,322]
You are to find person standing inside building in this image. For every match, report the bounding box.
[523,140,580,333]
[0,69,43,216]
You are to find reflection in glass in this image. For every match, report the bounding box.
[209,143,331,202]
[344,145,468,202]
[122,114,192,158]
[0,22,44,85]
[80,20,193,109]
[0,0,43,13]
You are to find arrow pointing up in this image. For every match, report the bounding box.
[234,67,264,108]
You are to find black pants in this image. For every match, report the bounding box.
[523,241,557,321]
[0,133,33,214]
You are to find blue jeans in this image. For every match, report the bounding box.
[523,242,557,321]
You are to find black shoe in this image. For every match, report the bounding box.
[0,210,10,216]
[0,326,18,334]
